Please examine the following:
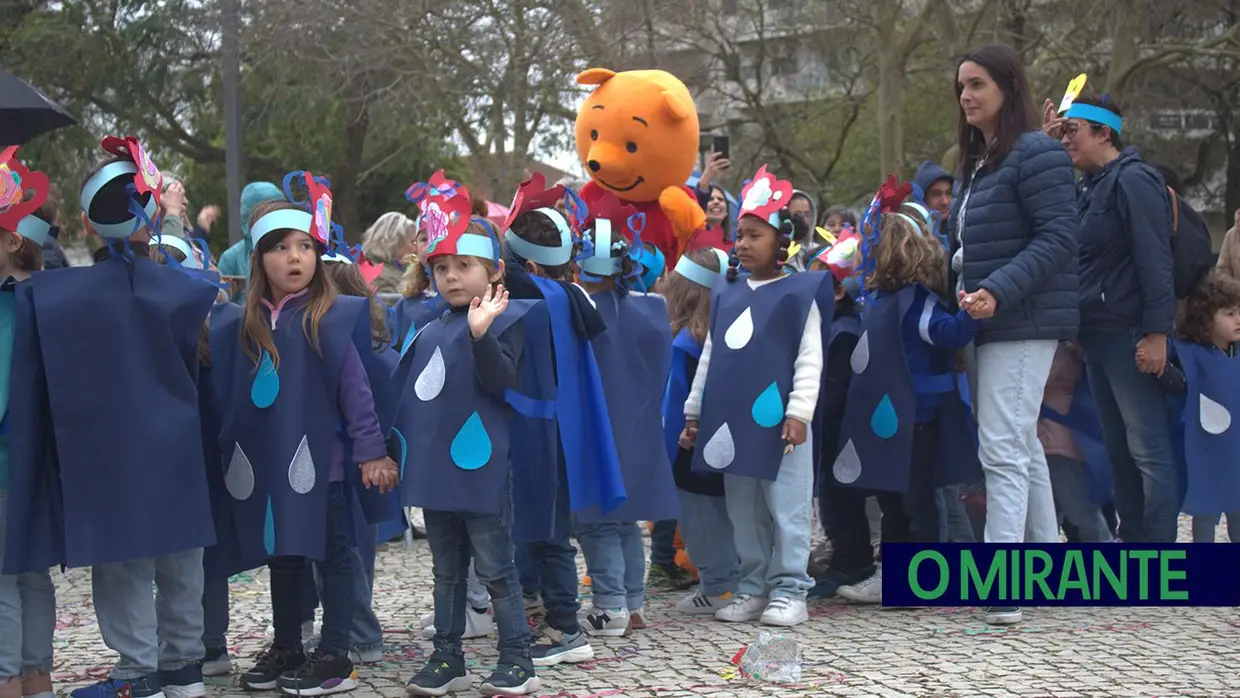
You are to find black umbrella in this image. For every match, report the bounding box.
[0,66,77,146]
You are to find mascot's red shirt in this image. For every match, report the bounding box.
[580,180,698,271]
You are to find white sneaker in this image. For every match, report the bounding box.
[421,605,495,639]
[675,591,733,615]
[349,646,384,664]
[713,594,769,622]
[985,606,1023,625]
[263,619,321,645]
[760,597,809,627]
[583,607,629,637]
[837,566,883,604]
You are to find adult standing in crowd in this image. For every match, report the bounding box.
[1049,95,1178,543]
[690,152,734,252]
[1216,208,1240,281]
[215,181,284,303]
[38,183,70,270]
[360,212,417,297]
[951,44,1079,623]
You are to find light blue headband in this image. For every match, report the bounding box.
[80,161,159,239]
[1065,103,1123,134]
[448,233,497,262]
[15,215,51,246]
[674,248,729,288]
[149,234,204,269]
[504,207,573,266]
[581,219,623,277]
[250,209,313,247]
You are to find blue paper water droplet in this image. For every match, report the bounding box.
[449,412,492,470]
[751,381,785,428]
[870,394,898,439]
[251,351,279,408]
[263,496,276,556]
[391,427,408,480]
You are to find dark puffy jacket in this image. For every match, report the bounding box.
[1076,147,1174,335]
[949,131,1079,344]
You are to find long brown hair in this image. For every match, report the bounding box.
[324,259,390,349]
[242,200,337,367]
[955,44,1039,182]
[664,247,721,343]
[864,214,947,294]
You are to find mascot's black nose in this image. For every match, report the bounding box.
[587,160,601,172]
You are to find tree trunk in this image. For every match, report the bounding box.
[1104,0,1141,99]
[335,95,370,243]
[876,46,905,178]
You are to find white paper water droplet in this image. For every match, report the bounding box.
[850,331,870,374]
[288,435,316,494]
[703,423,736,469]
[415,346,446,401]
[225,444,255,500]
[1200,393,1232,435]
[832,439,862,484]
[723,307,755,350]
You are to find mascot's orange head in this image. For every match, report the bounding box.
[575,68,699,204]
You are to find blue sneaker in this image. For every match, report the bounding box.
[159,664,205,698]
[70,676,164,698]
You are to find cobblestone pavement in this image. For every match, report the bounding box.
[50,516,1240,698]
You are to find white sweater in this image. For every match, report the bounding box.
[683,275,823,424]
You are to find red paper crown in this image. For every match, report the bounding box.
[816,228,862,282]
[0,146,50,233]
[739,164,793,224]
[875,174,912,214]
[502,172,566,232]
[407,170,471,257]
[581,185,638,243]
[304,174,334,246]
[101,135,163,208]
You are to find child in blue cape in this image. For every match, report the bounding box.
[5,137,218,698]
[212,172,398,695]
[573,187,676,636]
[396,173,540,697]
[833,177,981,606]
[1159,273,1240,542]
[659,246,738,616]
[0,148,57,698]
[680,165,834,628]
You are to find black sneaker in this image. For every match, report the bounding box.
[404,652,470,696]
[529,626,594,667]
[479,660,540,697]
[276,649,357,696]
[159,664,205,698]
[240,647,306,692]
[647,561,694,590]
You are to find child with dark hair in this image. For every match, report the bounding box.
[681,165,833,628]
[1159,273,1240,542]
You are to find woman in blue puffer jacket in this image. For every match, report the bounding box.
[949,44,1080,624]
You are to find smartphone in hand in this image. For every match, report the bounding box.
[712,134,730,160]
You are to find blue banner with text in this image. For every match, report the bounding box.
[881,544,1240,606]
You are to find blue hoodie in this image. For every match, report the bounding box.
[216,181,283,302]
[913,160,953,196]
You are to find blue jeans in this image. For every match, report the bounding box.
[1080,329,1179,542]
[424,497,529,661]
[93,548,204,678]
[269,483,355,655]
[575,522,644,611]
[521,461,580,634]
[0,492,56,679]
[201,573,229,652]
[724,430,814,600]
[937,485,976,542]
[650,520,677,567]
[312,545,382,653]
[677,491,738,597]
[1047,455,1113,542]
[515,546,541,598]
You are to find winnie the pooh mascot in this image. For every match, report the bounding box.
[575,68,706,270]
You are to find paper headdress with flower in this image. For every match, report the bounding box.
[248,171,344,251]
[80,135,164,239]
[0,147,52,245]
[739,164,794,229]
[814,228,861,283]
[572,186,646,282]
[406,170,483,261]
[502,172,574,268]
[855,174,913,286]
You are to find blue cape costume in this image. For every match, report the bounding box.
[4,259,218,574]
[831,285,982,492]
[1038,367,1114,507]
[212,295,380,563]
[394,300,538,515]
[1171,339,1240,516]
[576,290,675,523]
[693,271,835,481]
[505,276,624,542]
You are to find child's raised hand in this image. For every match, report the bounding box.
[360,457,399,494]
[468,283,509,339]
[782,418,807,447]
[679,420,699,449]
